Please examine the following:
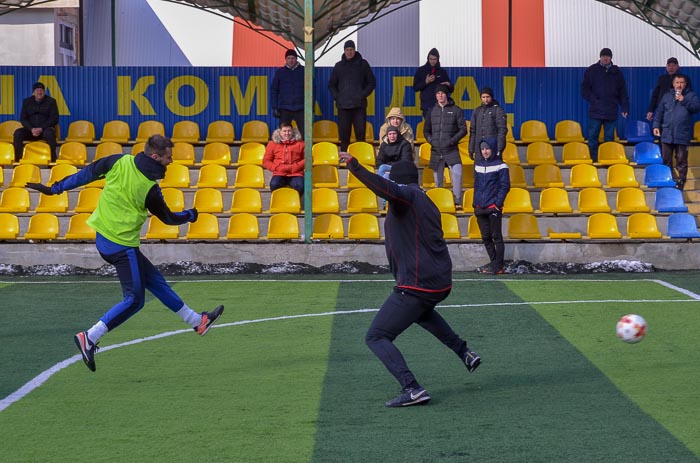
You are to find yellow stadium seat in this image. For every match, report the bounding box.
[347,213,380,239]
[65,120,96,143]
[94,142,123,161]
[240,120,270,143]
[266,213,299,239]
[415,120,426,144]
[508,164,528,188]
[467,215,481,239]
[537,188,573,214]
[20,141,51,165]
[171,121,200,144]
[503,188,534,213]
[312,165,339,188]
[458,142,473,166]
[73,187,102,213]
[312,120,339,143]
[9,163,41,187]
[312,213,345,239]
[344,163,373,189]
[0,120,22,143]
[533,164,564,188]
[269,187,301,213]
[587,213,621,239]
[64,213,96,240]
[520,120,550,143]
[562,142,592,165]
[48,164,78,185]
[347,142,375,166]
[694,121,700,142]
[84,177,105,189]
[441,213,461,239]
[598,126,620,143]
[426,187,456,213]
[0,167,4,186]
[555,120,585,143]
[160,188,185,212]
[421,167,452,188]
[502,142,520,164]
[460,121,470,144]
[201,142,231,166]
[56,142,87,166]
[135,120,165,143]
[615,187,650,213]
[418,143,431,166]
[101,120,130,144]
[24,213,60,240]
[236,142,265,166]
[226,213,260,239]
[229,188,262,213]
[233,164,264,189]
[160,163,191,188]
[461,188,475,213]
[568,163,601,188]
[547,226,582,240]
[172,142,195,166]
[312,188,340,214]
[508,213,541,239]
[576,187,611,213]
[131,142,146,155]
[197,164,229,188]
[525,142,556,165]
[0,187,30,212]
[506,123,515,143]
[0,212,20,239]
[205,121,235,144]
[34,192,68,213]
[144,216,180,240]
[598,142,629,166]
[350,121,375,143]
[186,212,220,239]
[346,187,378,213]
[312,142,339,166]
[0,141,14,166]
[605,164,639,188]
[626,213,662,239]
[462,167,475,188]
[192,188,223,213]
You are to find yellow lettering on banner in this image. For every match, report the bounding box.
[385,77,421,117]
[117,76,155,116]
[165,76,209,116]
[0,75,14,115]
[38,75,70,115]
[452,76,480,110]
[219,76,267,116]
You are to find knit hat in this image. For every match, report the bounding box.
[667,57,679,65]
[480,87,494,97]
[435,84,450,95]
[344,40,356,50]
[600,48,613,58]
[386,125,400,135]
[480,137,497,151]
[33,82,45,90]
[285,49,297,58]
[389,161,418,185]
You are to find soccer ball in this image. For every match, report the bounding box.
[616,314,647,343]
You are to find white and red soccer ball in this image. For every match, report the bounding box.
[616,314,647,343]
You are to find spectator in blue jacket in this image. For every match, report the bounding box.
[581,48,629,161]
[271,49,305,136]
[652,74,700,190]
[473,137,510,274]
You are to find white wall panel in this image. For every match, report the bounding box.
[314,27,358,67]
[419,0,482,67]
[0,10,54,65]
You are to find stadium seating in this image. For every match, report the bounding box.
[458,142,472,165]
[266,213,299,239]
[467,215,481,239]
[605,164,639,188]
[160,163,191,188]
[520,120,550,143]
[172,142,196,165]
[9,163,41,187]
[461,167,475,188]
[34,192,68,213]
[421,167,453,189]
[547,226,582,240]
[346,164,374,189]
[587,213,621,239]
[508,213,541,239]
[461,188,474,213]
[345,187,378,213]
[503,188,534,213]
[56,142,87,166]
[65,120,96,144]
[501,142,520,164]
[415,120,426,144]
[312,188,340,214]
[94,142,123,161]
[312,214,345,239]
[347,142,375,166]
[24,213,60,240]
[236,142,265,166]
[654,187,688,212]
[269,187,301,213]
[312,142,339,166]
[196,164,229,188]
[135,120,165,143]
[144,216,180,240]
[694,121,700,142]
[240,120,269,143]
[426,188,456,213]
[577,187,611,213]
[205,121,235,144]
[312,165,339,188]
[597,142,629,165]
[47,164,78,185]
[0,212,20,239]
[233,164,264,189]
[350,121,374,143]
[418,143,431,166]
[226,213,260,239]
[643,164,675,188]
[64,213,96,240]
[568,163,601,188]
[525,142,556,165]
[626,213,661,239]
[614,187,650,213]
[0,167,4,186]
[0,120,22,143]
[561,142,592,165]
[131,142,145,155]
[0,187,30,212]
[533,164,564,188]
[633,142,662,165]
[73,188,102,213]
[624,119,654,143]
[192,188,224,213]
[0,142,14,166]
[508,164,528,188]
[201,142,232,166]
[161,187,184,212]
[441,213,462,239]
[186,212,220,239]
[101,120,130,144]
[554,120,585,143]
[347,213,380,239]
[537,188,573,214]
[312,120,339,143]
[171,121,200,144]
[666,213,700,239]
[20,141,51,165]
[229,188,262,213]
[506,123,515,143]
[598,126,620,142]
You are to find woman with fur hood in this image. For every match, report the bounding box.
[262,122,305,195]
[378,107,415,147]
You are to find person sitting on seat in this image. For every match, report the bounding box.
[377,107,414,147]
[14,82,59,162]
[376,126,413,180]
[262,122,305,196]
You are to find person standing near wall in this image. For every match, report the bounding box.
[646,57,692,122]
[413,48,453,120]
[469,87,507,162]
[271,48,305,136]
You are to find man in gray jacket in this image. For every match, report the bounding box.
[469,87,507,162]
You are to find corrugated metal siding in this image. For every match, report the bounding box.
[359,1,420,67]
[419,0,482,67]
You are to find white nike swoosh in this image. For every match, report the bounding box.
[410,391,425,400]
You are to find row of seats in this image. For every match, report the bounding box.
[2,211,697,241]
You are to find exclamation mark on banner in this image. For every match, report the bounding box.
[503,76,516,130]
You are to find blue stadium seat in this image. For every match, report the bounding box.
[624,120,653,143]
[644,164,675,188]
[666,213,700,239]
[654,187,688,213]
[633,142,662,165]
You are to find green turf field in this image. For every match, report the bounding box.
[1,273,699,462]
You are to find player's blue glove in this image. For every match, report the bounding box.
[26,182,55,195]
[185,208,198,222]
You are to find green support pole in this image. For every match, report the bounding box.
[302,0,314,242]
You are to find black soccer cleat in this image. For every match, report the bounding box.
[384,387,431,408]
[194,305,224,336]
[74,331,98,372]
[464,348,481,373]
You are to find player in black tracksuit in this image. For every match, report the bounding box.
[340,153,481,407]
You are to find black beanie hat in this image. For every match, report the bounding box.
[389,161,419,185]
[600,48,613,58]
[480,137,497,151]
[33,82,45,90]
[435,84,450,95]
[480,87,494,97]
[344,40,356,50]
[285,48,297,58]
[387,125,400,135]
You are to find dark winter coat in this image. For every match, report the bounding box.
[472,152,510,209]
[647,73,692,114]
[424,98,467,168]
[581,61,629,121]
[653,88,700,145]
[412,57,452,112]
[20,95,59,130]
[271,64,304,111]
[376,135,413,166]
[469,101,508,154]
[328,51,376,109]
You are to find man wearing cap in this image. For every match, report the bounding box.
[338,150,482,408]
[413,48,453,120]
[328,40,376,151]
[581,48,629,162]
[271,48,305,136]
[469,87,508,162]
[646,57,692,122]
[424,84,467,208]
[14,82,59,162]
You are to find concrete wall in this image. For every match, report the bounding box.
[0,9,55,65]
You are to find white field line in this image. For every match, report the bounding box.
[2,279,699,413]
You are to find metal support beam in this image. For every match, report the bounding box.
[302,0,314,242]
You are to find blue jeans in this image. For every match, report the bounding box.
[587,118,616,162]
[270,175,304,196]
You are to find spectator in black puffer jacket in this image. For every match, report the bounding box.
[413,48,453,120]
[469,87,507,162]
[473,137,510,275]
[376,125,413,180]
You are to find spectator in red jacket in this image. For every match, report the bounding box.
[262,122,305,196]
